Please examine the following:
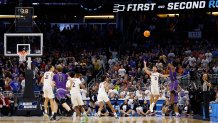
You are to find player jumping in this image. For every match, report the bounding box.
[144,61,169,115]
[168,65,181,116]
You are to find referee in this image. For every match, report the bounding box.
[202,74,211,121]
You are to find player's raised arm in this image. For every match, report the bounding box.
[144,61,151,75]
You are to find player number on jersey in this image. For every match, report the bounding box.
[71,82,75,87]
[155,77,157,80]
[58,75,63,82]
[45,74,49,79]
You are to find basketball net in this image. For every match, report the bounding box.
[17,51,29,62]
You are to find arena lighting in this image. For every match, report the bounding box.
[84,15,114,19]
[157,14,179,18]
[0,15,37,19]
[207,12,218,16]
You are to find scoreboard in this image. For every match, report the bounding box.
[15,7,34,27]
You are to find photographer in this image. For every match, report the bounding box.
[162,96,172,116]
[89,87,97,103]
[189,67,200,114]
[120,99,133,117]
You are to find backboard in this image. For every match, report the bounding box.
[4,33,43,56]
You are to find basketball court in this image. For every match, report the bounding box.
[0,116,217,123]
[0,1,218,123]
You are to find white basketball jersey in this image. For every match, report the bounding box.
[98,82,107,95]
[66,78,81,94]
[150,72,160,86]
[43,71,53,87]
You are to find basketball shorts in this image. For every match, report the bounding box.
[71,93,84,108]
[150,85,160,95]
[97,94,110,103]
[43,86,54,99]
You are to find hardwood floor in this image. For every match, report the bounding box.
[0,116,217,123]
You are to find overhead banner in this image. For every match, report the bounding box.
[3,0,216,15]
[113,0,218,12]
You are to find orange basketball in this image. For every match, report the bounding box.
[143,30,150,37]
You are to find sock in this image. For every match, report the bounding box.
[98,111,101,116]
[44,110,48,114]
[73,112,76,117]
[149,105,153,112]
[114,112,117,117]
[150,103,155,112]
[52,112,54,116]
[152,103,155,109]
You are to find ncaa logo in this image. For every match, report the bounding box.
[113,4,125,12]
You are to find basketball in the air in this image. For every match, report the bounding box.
[143,30,150,37]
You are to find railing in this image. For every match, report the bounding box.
[95,69,103,82]
[177,73,218,90]
[88,78,95,89]
[88,68,104,89]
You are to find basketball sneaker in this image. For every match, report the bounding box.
[50,116,57,121]
[43,113,49,118]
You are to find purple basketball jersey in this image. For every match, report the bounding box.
[53,73,68,89]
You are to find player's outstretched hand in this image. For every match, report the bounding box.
[144,60,146,64]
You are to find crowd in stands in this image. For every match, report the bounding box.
[0,12,218,116]
[88,46,218,116]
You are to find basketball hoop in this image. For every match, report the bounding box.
[17,51,29,62]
